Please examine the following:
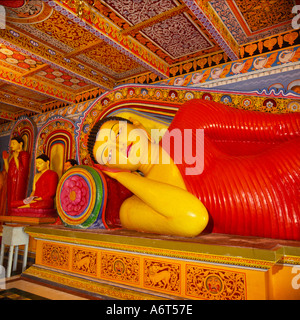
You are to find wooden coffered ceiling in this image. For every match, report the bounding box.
[0,0,297,123]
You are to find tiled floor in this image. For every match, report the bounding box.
[0,251,90,300]
[2,275,88,300]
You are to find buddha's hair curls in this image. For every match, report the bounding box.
[87,116,133,164]
[36,153,50,162]
[11,135,24,145]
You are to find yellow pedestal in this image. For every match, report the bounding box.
[23,225,300,300]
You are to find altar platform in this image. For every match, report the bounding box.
[22,225,300,300]
[0,216,57,225]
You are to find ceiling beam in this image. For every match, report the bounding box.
[22,63,48,78]
[0,25,116,90]
[0,91,43,114]
[121,4,189,36]
[0,61,76,103]
[64,40,104,58]
[46,0,169,79]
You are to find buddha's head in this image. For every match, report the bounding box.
[10,136,24,153]
[64,159,78,172]
[36,154,50,173]
[88,116,151,171]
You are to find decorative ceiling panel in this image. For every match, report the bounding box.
[31,9,99,50]
[83,43,144,74]
[0,0,298,122]
[36,66,90,90]
[76,51,147,79]
[233,0,294,33]
[141,13,213,59]
[210,0,296,44]
[104,0,214,59]
[0,44,44,70]
[0,42,91,92]
[104,0,176,23]
[5,1,149,82]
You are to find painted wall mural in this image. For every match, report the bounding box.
[34,116,76,180]
[1,83,299,142]
[118,30,300,89]
[9,116,36,194]
[157,45,300,90]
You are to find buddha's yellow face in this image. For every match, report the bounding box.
[64,161,73,172]
[10,139,23,152]
[93,120,150,171]
[36,158,49,172]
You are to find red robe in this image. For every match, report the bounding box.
[30,169,59,209]
[7,151,30,212]
[0,170,7,215]
[166,99,300,240]
[11,169,58,209]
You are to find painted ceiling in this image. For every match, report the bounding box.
[0,0,298,123]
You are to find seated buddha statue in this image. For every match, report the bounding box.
[63,159,78,172]
[11,154,59,217]
[87,99,300,240]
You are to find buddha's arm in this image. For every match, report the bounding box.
[13,152,20,170]
[17,176,39,208]
[29,175,42,202]
[2,151,9,172]
[108,170,207,224]
[30,175,37,197]
[107,171,208,236]
[3,158,8,173]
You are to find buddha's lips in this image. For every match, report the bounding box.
[127,143,133,157]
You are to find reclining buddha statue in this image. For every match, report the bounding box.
[87,99,300,240]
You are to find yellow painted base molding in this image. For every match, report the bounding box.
[24,225,300,300]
